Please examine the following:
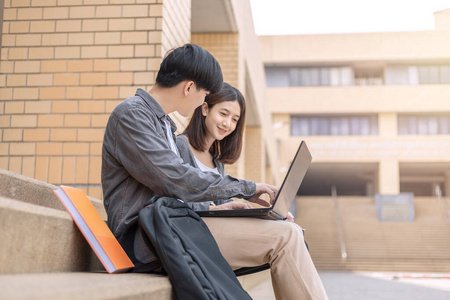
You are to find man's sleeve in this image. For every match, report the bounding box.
[114,107,255,202]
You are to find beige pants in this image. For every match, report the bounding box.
[202,217,329,300]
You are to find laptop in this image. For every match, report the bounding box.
[197,141,312,220]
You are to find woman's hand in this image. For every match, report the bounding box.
[210,201,253,210]
[285,211,294,223]
[247,183,280,207]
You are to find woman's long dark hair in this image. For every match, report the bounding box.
[183,82,246,164]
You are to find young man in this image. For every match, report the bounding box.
[102,43,328,299]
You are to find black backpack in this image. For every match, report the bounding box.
[138,197,252,300]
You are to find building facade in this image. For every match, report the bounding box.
[0,0,278,199]
[260,9,450,197]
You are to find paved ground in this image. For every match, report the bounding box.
[248,271,450,300]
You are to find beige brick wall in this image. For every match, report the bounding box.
[192,33,239,88]
[1,0,271,197]
[0,0,191,198]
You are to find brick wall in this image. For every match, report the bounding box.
[0,0,190,198]
[0,0,270,196]
[192,33,239,88]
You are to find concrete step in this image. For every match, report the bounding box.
[0,270,269,300]
[0,169,106,218]
[0,196,103,274]
[0,169,110,274]
[0,169,271,299]
[0,272,174,300]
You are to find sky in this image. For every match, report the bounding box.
[250,0,450,35]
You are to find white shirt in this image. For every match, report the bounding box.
[165,119,179,156]
[194,157,219,175]
[194,157,219,207]
[165,119,182,202]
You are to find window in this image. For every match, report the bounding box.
[440,66,450,84]
[265,66,354,87]
[265,67,289,87]
[354,65,384,86]
[386,65,450,85]
[398,115,450,135]
[291,115,378,136]
[267,64,450,87]
[385,66,413,85]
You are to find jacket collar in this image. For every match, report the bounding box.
[135,88,178,132]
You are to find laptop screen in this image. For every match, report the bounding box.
[272,141,312,218]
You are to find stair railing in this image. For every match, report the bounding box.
[332,185,347,260]
[435,185,450,219]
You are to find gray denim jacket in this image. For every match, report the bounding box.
[101,89,256,260]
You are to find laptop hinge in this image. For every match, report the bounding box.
[269,210,286,220]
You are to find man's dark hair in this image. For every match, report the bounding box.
[183,82,246,164]
[155,44,223,94]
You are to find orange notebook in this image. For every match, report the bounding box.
[54,185,134,273]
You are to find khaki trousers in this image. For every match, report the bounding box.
[202,217,329,300]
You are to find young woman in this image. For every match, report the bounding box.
[177,82,290,215]
[176,82,252,211]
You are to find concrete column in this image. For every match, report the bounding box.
[378,112,398,138]
[366,182,375,196]
[234,133,246,180]
[445,171,450,197]
[378,158,400,194]
[272,114,291,140]
[244,126,265,183]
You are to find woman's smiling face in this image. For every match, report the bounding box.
[202,100,241,143]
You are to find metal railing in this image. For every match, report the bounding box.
[435,185,450,219]
[332,185,347,260]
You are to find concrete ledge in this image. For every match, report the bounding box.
[0,195,271,285]
[0,272,174,300]
[0,169,106,218]
[0,271,270,300]
[0,196,103,274]
[238,269,271,291]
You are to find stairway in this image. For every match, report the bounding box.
[0,169,267,299]
[296,196,450,272]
